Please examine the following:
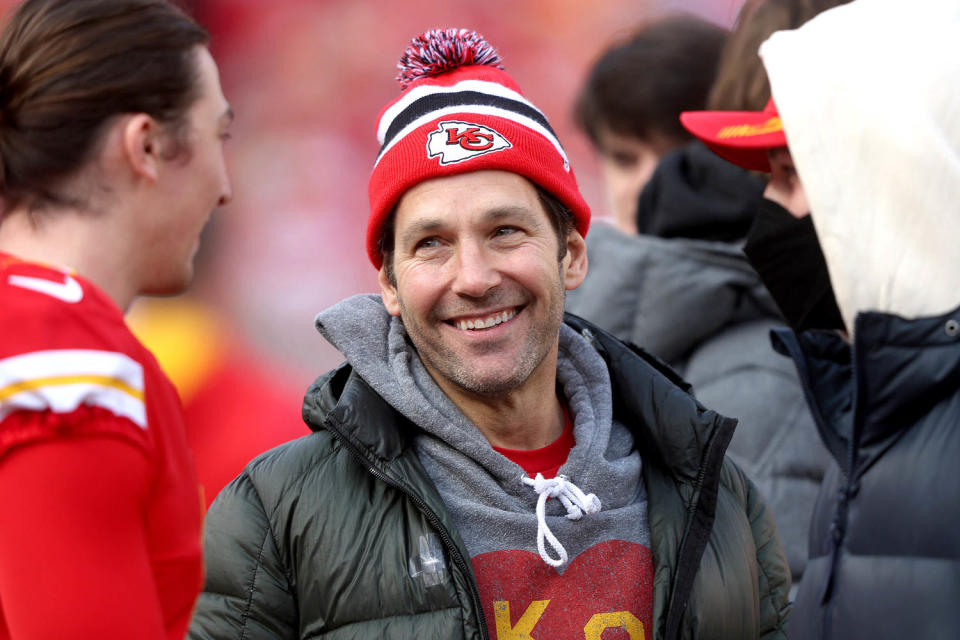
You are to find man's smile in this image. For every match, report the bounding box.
[446,307,520,331]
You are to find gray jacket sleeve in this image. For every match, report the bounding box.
[188,472,298,640]
[684,318,829,586]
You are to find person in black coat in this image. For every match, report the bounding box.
[682,1,960,637]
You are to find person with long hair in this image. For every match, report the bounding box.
[0,1,232,637]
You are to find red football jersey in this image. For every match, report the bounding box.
[0,253,203,639]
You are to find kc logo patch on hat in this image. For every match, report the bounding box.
[427,121,512,165]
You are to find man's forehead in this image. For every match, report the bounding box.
[394,170,542,219]
[401,204,542,230]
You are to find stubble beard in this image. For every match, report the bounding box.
[399,279,566,398]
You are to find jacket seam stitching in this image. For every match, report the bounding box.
[749,472,788,634]
[238,523,272,640]
[755,539,786,632]
[236,467,302,635]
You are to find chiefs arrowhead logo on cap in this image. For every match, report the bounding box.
[427,120,512,165]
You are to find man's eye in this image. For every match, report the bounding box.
[494,226,519,237]
[415,237,441,250]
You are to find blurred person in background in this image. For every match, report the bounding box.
[682,0,960,636]
[191,28,790,640]
[0,0,231,637]
[127,222,310,511]
[567,0,849,594]
[574,15,728,235]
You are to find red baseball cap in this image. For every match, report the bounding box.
[679,98,786,172]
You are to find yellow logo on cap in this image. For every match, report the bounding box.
[717,117,782,139]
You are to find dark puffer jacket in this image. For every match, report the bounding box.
[775,305,960,639]
[189,317,790,639]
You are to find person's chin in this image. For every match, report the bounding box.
[139,264,194,298]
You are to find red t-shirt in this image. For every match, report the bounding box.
[0,254,203,639]
[492,407,575,479]
[480,404,654,639]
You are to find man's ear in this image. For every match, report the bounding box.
[563,229,588,291]
[378,264,402,316]
[121,114,161,182]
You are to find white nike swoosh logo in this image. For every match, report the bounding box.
[9,273,84,303]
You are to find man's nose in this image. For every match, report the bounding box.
[218,169,233,207]
[450,243,501,298]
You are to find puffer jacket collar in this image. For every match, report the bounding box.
[562,314,735,484]
[772,301,960,475]
[302,362,415,462]
[304,314,734,484]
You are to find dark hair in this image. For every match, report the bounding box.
[575,15,728,148]
[379,184,575,287]
[0,0,210,212]
[707,0,853,110]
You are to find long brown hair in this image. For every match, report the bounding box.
[707,0,853,111]
[0,0,209,212]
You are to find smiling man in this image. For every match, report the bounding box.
[191,29,789,640]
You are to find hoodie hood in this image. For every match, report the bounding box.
[314,294,630,503]
[566,224,781,364]
[314,294,649,564]
[636,141,765,242]
[760,0,960,330]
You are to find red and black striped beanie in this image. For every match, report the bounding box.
[366,28,591,269]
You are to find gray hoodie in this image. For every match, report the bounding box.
[315,294,650,568]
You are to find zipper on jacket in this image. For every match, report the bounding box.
[820,329,866,640]
[662,414,736,640]
[323,421,490,640]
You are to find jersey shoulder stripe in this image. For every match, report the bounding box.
[0,350,147,429]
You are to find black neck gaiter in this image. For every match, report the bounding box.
[743,198,846,333]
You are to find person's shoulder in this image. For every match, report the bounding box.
[716,454,765,510]
[0,255,133,355]
[229,429,340,504]
[0,256,158,450]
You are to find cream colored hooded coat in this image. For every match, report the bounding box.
[761,0,960,332]
[758,2,960,638]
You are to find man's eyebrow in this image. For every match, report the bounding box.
[399,218,445,248]
[484,206,543,226]
[398,205,545,248]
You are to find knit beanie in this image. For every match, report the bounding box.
[366,28,591,269]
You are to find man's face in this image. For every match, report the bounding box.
[140,46,233,295]
[595,125,676,235]
[764,146,809,218]
[379,170,587,399]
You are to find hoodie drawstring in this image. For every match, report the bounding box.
[520,473,601,567]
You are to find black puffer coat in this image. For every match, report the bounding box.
[188,316,790,639]
[775,304,960,639]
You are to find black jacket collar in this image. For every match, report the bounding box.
[772,301,960,472]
